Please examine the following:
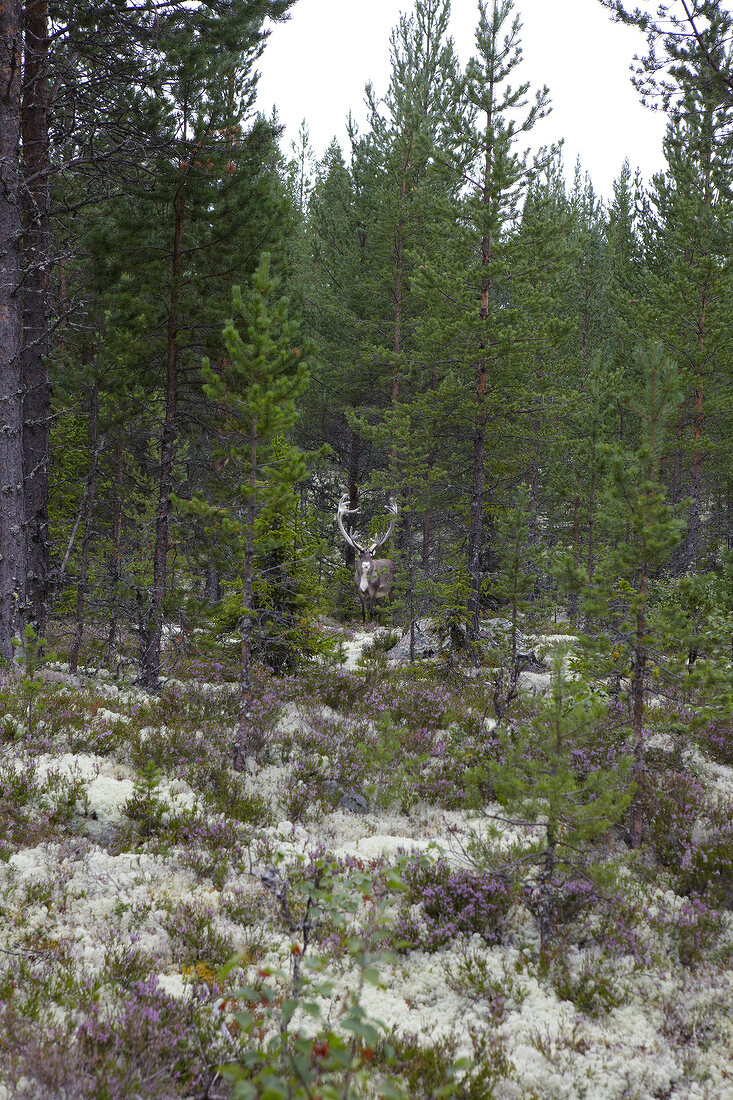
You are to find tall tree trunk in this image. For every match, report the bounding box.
[69,382,102,673]
[0,0,27,661]
[467,92,494,644]
[141,189,184,690]
[21,0,50,633]
[688,144,712,572]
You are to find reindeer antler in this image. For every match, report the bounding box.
[368,499,398,553]
[336,495,366,553]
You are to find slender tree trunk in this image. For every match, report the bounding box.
[689,381,703,568]
[21,0,50,633]
[528,433,539,545]
[0,0,27,661]
[568,495,581,619]
[587,466,596,581]
[467,95,494,644]
[141,188,184,690]
[467,359,487,642]
[688,146,711,571]
[421,509,431,571]
[69,382,102,673]
[630,559,648,848]
[345,428,360,569]
[392,161,408,404]
[670,412,683,505]
[234,419,260,768]
[106,436,124,662]
[421,364,437,571]
[204,562,219,602]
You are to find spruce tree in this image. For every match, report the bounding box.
[196,255,310,766]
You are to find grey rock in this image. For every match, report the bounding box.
[479,618,547,672]
[386,618,447,662]
[323,780,369,814]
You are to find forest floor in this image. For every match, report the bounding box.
[0,620,732,1098]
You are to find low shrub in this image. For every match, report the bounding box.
[393,855,513,952]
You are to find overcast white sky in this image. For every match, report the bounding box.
[256,0,669,201]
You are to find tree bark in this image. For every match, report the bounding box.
[141,187,184,690]
[69,381,102,673]
[0,0,27,661]
[21,0,50,633]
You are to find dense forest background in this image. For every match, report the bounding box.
[1,0,732,708]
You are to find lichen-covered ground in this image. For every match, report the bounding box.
[1,626,732,1098]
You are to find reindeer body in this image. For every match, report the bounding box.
[355,552,395,622]
[337,496,397,623]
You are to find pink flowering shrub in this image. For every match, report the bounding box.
[391,854,513,953]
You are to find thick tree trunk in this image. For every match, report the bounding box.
[0,0,27,661]
[141,189,184,690]
[21,0,50,633]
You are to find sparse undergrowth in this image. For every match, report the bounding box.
[0,625,732,1099]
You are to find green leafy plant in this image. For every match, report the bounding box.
[221,855,406,1099]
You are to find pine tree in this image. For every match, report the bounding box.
[581,343,686,847]
[477,649,632,956]
[415,0,554,642]
[639,65,733,568]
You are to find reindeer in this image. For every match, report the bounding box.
[336,495,398,623]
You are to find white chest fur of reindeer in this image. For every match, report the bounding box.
[337,495,398,622]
